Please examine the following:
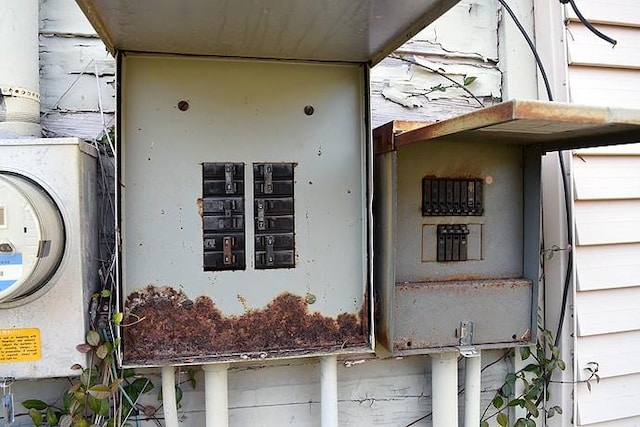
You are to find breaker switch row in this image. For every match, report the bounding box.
[422,178,483,216]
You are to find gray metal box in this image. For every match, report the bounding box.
[0,138,98,379]
[118,54,371,366]
[373,121,541,355]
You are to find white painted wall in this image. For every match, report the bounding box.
[5,1,516,426]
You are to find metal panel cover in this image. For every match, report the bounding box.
[119,55,369,366]
[75,0,459,64]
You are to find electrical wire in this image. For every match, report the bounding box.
[562,0,617,46]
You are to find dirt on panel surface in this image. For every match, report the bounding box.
[123,286,369,364]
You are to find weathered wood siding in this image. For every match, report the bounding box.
[39,0,115,141]
[567,2,640,416]
[370,0,502,127]
[8,1,510,426]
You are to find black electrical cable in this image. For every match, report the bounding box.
[495,0,573,349]
[563,0,618,46]
[497,0,554,102]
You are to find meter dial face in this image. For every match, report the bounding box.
[0,173,65,306]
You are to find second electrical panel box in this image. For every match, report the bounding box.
[119,54,370,366]
[373,120,541,354]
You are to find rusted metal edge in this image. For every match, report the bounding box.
[75,0,117,55]
[393,99,640,150]
[373,120,431,154]
[122,344,374,369]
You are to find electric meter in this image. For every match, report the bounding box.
[0,173,65,305]
[0,138,97,379]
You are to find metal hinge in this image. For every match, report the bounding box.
[458,320,478,357]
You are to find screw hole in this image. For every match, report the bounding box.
[178,100,189,111]
[406,341,412,347]
[304,105,314,116]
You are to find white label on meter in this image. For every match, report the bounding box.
[0,254,23,291]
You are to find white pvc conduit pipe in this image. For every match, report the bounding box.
[161,366,180,427]
[203,363,230,427]
[320,355,338,427]
[0,0,41,137]
[431,352,459,427]
[464,353,482,427]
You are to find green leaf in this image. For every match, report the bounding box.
[508,398,524,408]
[28,408,43,426]
[88,384,111,400]
[463,76,477,86]
[22,399,49,410]
[500,382,512,397]
[505,373,517,386]
[188,368,197,389]
[514,419,527,427]
[492,394,504,409]
[557,359,566,370]
[554,405,563,414]
[519,346,531,360]
[86,330,101,347]
[46,406,58,425]
[60,414,73,427]
[73,416,91,427]
[175,384,183,405]
[523,363,541,375]
[96,343,110,360]
[548,406,556,418]
[130,377,154,394]
[481,421,489,427]
[497,412,508,427]
[524,399,539,418]
[112,312,124,324]
[100,289,112,298]
[526,419,536,427]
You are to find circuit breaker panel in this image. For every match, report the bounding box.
[373,121,541,355]
[119,54,370,366]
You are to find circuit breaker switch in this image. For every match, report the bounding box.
[254,162,295,269]
[202,162,246,271]
[436,224,469,262]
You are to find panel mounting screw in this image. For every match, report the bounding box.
[178,100,189,111]
[304,105,314,116]
[305,293,316,304]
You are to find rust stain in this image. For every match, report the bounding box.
[123,286,369,364]
[236,294,250,313]
[396,278,531,292]
[196,197,203,217]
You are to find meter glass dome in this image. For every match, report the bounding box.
[0,172,65,306]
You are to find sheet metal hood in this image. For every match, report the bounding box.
[377,100,640,153]
[75,0,459,64]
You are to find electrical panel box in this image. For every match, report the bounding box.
[118,54,371,366]
[373,121,541,355]
[0,138,97,379]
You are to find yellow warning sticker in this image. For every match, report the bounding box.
[0,328,41,363]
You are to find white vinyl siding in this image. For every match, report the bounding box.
[566,0,640,423]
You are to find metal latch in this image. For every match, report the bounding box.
[224,164,235,194]
[264,164,273,194]
[265,235,275,266]
[256,200,266,230]
[223,236,233,265]
[458,320,478,357]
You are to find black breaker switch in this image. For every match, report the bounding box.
[422,178,483,216]
[202,162,246,270]
[437,224,469,262]
[254,163,295,269]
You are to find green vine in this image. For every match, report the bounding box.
[20,291,196,426]
[480,325,565,427]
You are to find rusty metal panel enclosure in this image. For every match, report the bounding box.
[374,133,541,354]
[119,54,371,366]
